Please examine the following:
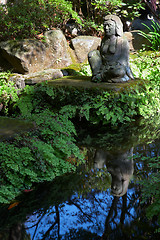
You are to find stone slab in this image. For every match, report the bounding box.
[47,76,144,92]
[0,117,34,141]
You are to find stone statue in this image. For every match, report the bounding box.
[88,15,134,83]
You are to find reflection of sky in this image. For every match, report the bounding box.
[25,188,136,239]
[24,141,160,239]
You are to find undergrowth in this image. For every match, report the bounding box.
[0,109,84,203]
[1,51,160,204]
[0,72,18,115]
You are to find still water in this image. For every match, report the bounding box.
[0,118,160,239]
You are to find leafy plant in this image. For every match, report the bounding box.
[136,155,160,225]
[0,0,82,41]
[0,108,84,203]
[138,21,160,51]
[0,72,18,114]
[16,71,160,127]
[0,0,145,40]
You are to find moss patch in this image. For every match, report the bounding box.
[48,75,146,92]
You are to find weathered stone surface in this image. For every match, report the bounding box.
[24,69,66,85]
[0,30,73,74]
[124,32,134,52]
[44,30,72,68]
[0,39,48,74]
[8,65,83,86]
[47,75,144,92]
[71,36,101,63]
[9,74,26,89]
[88,15,134,83]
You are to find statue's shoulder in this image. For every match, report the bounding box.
[121,35,129,47]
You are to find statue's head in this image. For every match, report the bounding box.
[103,15,123,36]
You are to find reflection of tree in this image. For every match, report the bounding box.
[0,223,31,240]
[0,122,160,239]
[39,206,60,240]
[101,187,159,239]
[0,167,159,239]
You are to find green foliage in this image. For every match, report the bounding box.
[118,0,144,20]
[1,51,160,204]
[16,75,160,127]
[82,0,144,32]
[90,82,160,125]
[0,109,84,203]
[136,155,160,225]
[0,0,145,40]
[139,21,160,51]
[0,0,81,41]
[130,51,160,80]
[0,72,18,114]
[91,0,142,20]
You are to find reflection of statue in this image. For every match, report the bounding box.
[88,15,134,83]
[94,148,134,197]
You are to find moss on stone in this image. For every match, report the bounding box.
[0,117,34,141]
[48,75,146,92]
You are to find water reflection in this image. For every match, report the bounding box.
[94,148,134,197]
[0,117,160,239]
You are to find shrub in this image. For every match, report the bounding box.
[0,72,18,114]
[0,0,81,41]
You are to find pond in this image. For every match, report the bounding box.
[0,117,160,240]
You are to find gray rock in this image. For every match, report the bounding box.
[24,69,64,85]
[7,65,82,86]
[71,36,101,63]
[44,30,72,68]
[124,32,134,52]
[9,74,25,89]
[0,30,73,74]
[0,39,47,74]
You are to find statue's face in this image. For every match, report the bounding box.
[104,20,116,36]
[111,175,129,197]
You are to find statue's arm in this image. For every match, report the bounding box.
[118,37,129,66]
[119,37,134,79]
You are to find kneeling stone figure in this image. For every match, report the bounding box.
[88,15,134,83]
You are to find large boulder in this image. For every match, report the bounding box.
[0,39,47,74]
[44,30,72,68]
[0,30,73,74]
[71,36,101,63]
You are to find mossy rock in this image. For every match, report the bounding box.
[0,117,34,141]
[48,75,147,92]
